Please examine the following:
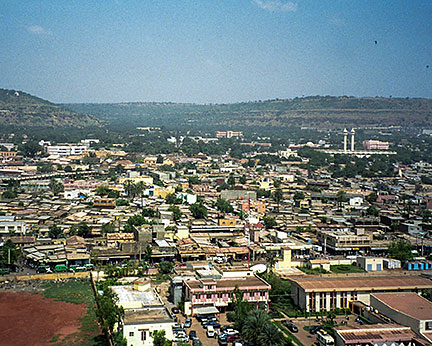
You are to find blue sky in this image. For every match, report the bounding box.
[1,0,431,103]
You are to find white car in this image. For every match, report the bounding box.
[207,325,215,338]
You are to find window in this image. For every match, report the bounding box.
[129,332,134,337]
[207,294,212,299]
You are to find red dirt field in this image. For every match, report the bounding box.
[0,291,87,346]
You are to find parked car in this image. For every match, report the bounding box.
[171,306,180,314]
[207,325,216,338]
[286,321,298,333]
[192,339,203,346]
[184,318,192,328]
[173,331,188,343]
[355,317,364,325]
[205,320,221,328]
[227,335,241,342]
[189,330,197,340]
[309,326,321,334]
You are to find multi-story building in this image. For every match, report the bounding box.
[183,275,271,316]
[362,140,390,150]
[239,200,266,214]
[216,131,243,138]
[317,228,379,255]
[46,144,89,156]
[290,275,432,312]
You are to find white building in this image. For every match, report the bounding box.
[111,280,175,346]
[46,144,89,156]
[0,216,27,236]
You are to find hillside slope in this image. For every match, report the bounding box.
[66,96,432,130]
[0,89,100,128]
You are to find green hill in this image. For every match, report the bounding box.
[66,96,432,130]
[0,89,100,128]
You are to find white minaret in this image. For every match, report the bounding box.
[350,128,355,152]
[343,128,348,153]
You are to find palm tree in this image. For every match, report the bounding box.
[242,309,270,345]
[266,251,276,274]
[258,323,285,346]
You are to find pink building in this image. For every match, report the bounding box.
[362,140,390,150]
[183,276,271,315]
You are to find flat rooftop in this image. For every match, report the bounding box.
[111,286,162,307]
[290,275,432,292]
[124,308,173,325]
[336,324,416,344]
[372,292,432,321]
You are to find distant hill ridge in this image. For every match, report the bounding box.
[66,95,432,129]
[0,88,100,128]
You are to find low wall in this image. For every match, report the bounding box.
[0,271,90,282]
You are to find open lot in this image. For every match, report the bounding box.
[0,279,105,346]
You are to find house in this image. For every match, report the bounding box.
[357,256,384,271]
[111,280,175,346]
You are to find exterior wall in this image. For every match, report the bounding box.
[370,296,421,334]
[275,249,292,270]
[124,321,174,346]
[47,145,88,156]
[219,219,236,226]
[357,257,383,271]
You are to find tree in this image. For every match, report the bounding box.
[49,178,64,195]
[216,198,234,214]
[227,175,236,186]
[116,198,129,206]
[273,189,283,204]
[142,207,156,217]
[77,222,92,237]
[388,239,413,262]
[168,205,182,221]
[152,330,172,346]
[293,191,305,200]
[258,323,285,346]
[48,224,63,239]
[0,240,19,267]
[266,251,276,273]
[239,176,247,184]
[95,285,124,335]
[227,286,252,332]
[273,179,281,188]
[165,193,182,205]
[96,185,110,196]
[143,245,153,263]
[242,309,271,346]
[2,190,17,199]
[263,216,277,229]
[365,192,377,204]
[102,222,116,234]
[190,202,207,219]
[366,205,379,217]
[19,141,42,157]
[158,261,174,274]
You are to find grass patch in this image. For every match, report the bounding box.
[41,278,107,346]
[49,335,60,343]
[298,267,328,275]
[330,265,366,274]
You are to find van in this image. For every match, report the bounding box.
[54,264,67,272]
[207,325,215,338]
